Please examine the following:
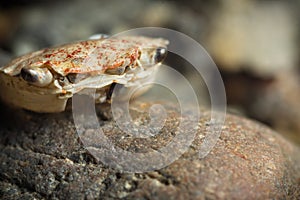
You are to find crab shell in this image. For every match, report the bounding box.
[0,36,169,112]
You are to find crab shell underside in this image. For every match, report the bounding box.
[0,36,169,112]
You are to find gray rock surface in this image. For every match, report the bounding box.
[0,101,299,199]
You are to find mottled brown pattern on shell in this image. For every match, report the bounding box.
[1,36,168,76]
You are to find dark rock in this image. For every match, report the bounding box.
[0,101,299,199]
[248,70,300,144]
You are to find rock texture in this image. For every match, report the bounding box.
[0,0,299,148]
[0,101,299,199]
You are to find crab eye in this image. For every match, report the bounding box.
[21,68,53,87]
[154,47,167,64]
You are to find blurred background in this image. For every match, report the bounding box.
[0,0,299,144]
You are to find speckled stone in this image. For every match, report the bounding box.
[0,101,299,199]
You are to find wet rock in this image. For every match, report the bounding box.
[0,101,299,199]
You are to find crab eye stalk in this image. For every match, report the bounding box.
[154,47,167,64]
[21,68,53,87]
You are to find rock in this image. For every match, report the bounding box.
[223,68,300,145]
[204,0,300,145]
[205,0,297,76]
[0,101,299,199]
[248,70,300,144]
